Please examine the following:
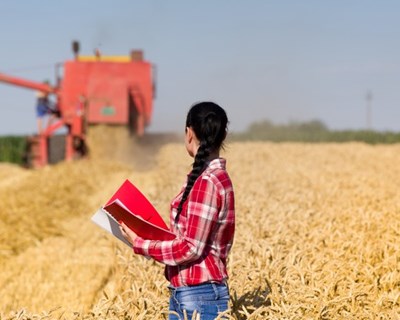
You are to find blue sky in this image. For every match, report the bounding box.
[1,1,400,135]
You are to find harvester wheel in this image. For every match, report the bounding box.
[48,135,66,164]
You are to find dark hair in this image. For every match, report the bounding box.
[176,101,228,221]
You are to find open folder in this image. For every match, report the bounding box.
[91,179,176,246]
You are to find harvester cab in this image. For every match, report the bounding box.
[0,41,155,168]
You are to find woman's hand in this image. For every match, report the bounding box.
[119,221,137,246]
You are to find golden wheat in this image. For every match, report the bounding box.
[0,128,399,319]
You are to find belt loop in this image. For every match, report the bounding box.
[211,283,219,300]
[224,279,230,293]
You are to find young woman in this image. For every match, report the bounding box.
[120,101,235,320]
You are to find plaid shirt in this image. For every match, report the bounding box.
[133,158,235,287]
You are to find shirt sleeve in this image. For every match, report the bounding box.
[132,175,219,266]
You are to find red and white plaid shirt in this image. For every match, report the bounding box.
[133,158,235,287]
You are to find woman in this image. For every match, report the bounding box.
[120,101,235,319]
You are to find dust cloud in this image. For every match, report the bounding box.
[86,125,183,170]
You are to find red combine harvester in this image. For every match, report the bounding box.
[0,41,155,168]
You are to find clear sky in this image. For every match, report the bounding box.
[1,1,400,135]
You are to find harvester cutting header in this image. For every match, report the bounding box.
[0,41,156,168]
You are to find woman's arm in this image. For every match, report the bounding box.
[131,176,219,266]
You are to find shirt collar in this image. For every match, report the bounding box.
[205,157,226,171]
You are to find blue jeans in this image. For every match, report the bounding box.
[168,282,229,320]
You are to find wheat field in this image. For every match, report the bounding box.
[0,127,399,319]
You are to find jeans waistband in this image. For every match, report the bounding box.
[168,279,228,292]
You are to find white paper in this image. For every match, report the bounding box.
[91,207,131,247]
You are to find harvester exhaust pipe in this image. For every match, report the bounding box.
[72,41,80,60]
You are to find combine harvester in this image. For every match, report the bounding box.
[0,41,156,168]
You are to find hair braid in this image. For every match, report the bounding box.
[175,140,211,221]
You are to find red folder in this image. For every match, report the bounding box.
[103,179,175,241]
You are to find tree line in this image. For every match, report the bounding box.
[0,136,27,164]
[232,119,400,144]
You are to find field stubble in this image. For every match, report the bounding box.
[0,127,399,319]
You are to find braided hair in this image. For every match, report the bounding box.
[175,102,228,222]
